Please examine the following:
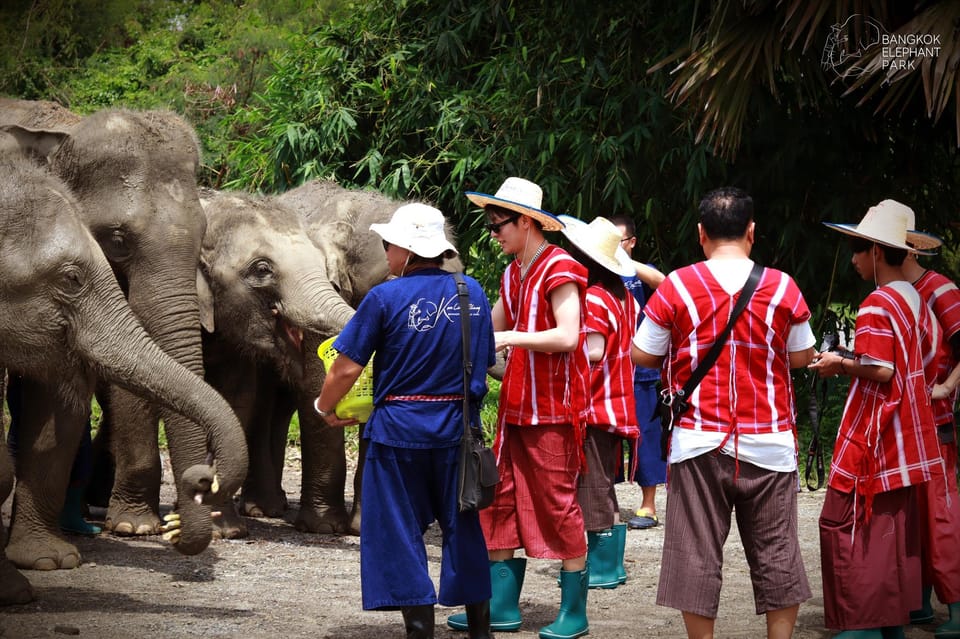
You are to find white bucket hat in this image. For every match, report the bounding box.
[823,199,933,253]
[557,215,635,277]
[369,203,458,259]
[465,177,565,232]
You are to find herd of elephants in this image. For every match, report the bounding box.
[0,97,464,606]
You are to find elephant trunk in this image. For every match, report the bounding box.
[76,267,247,555]
[286,275,356,338]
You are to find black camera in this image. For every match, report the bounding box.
[820,331,856,359]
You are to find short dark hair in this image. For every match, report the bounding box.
[607,215,635,238]
[848,237,907,266]
[698,187,753,240]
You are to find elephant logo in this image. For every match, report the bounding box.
[407,295,481,332]
[822,14,886,80]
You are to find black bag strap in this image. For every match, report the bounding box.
[453,272,473,445]
[804,372,827,490]
[674,262,765,404]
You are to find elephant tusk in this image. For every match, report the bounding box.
[211,474,220,494]
[194,493,204,505]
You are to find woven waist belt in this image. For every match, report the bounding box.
[384,394,464,402]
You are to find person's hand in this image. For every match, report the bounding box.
[320,413,359,427]
[932,383,953,401]
[808,351,843,378]
[494,330,515,353]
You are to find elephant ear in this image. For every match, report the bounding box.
[316,221,356,303]
[0,124,68,164]
[197,265,216,334]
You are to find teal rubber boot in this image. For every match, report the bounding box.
[613,523,627,584]
[539,568,588,639]
[935,601,960,638]
[448,558,526,632]
[59,485,101,536]
[911,586,934,624]
[586,529,618,589]
[880,627,905,639]
[832,630,883,638]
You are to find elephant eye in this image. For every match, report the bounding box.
[59,264,85,295]
[99,228,132,262]
[245,259,274,284]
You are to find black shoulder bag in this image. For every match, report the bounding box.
[658,262,764,461]
[453,272,500,512]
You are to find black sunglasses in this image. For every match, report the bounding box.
[485,214,521,234]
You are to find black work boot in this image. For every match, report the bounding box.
[401,605,435,639]
[466,600,493,639]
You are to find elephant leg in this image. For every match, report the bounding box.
[6,377,86,570]
[295,404,351,534]
[347,423,366,535]
[103,386,163,536]
[239,376,291,518]
[0,394,34,604]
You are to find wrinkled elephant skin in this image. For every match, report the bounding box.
[0,99,248,545]
[0,126,246,571]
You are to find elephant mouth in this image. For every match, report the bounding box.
[278,316,304,354]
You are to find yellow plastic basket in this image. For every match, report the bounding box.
[317,335,374,422]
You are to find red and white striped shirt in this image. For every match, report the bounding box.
[499,244,591,428]
[643,261,810,436]
[584,284,639,438]
[914,269,960,426]
[829,281,943,497]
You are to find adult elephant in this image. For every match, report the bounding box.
[0,99,241,539]
[0,131,247,571]
[199,182,461,534]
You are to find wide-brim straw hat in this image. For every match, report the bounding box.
[557,215,635,277]
[823,199,937,254]
[369,203,458,259]
[465,177,564,232]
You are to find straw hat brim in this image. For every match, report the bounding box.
[557,215,635,277]
[822,222,928,255]
[905,229,943,253]
[466,191,565,232]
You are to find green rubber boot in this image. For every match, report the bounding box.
[586,529,619,589]
[539,568,588,639]
[832,630,883,638]
[59,485,101,536]
[613,523,627,584]
[447,558,526,632]
[935,601,960,639]
[911,586,934,624]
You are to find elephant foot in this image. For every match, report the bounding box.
[6,531,81,570]
[294,505,353,535]
[239,490,288,518]
[212,502,248,540]
[347,503,361,536]
[0,559,34,604]
[105,503,162,537]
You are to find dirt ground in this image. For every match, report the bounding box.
[0,448,951,639]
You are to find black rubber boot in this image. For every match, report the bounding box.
[466,600,493,639]
[401,605,435,639]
